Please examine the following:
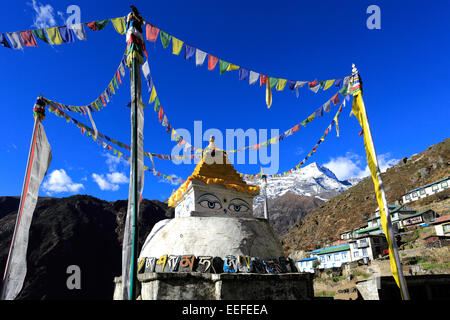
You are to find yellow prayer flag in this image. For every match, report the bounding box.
[111,17,126,35]
[109,82,115,95]
[323,79,335,90]
[265,81,272,108]
[172,37,184,55]
[276,79,287,91]
[226,63,240,71]
[149,87,157,103]
[46,27,63,45]
[352,91,405,295]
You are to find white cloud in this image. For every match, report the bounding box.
[103,152,129,172]
[107,172,129,184]
[323,152,399,181]
[92,173,119,191]
[27,0,57,28]
[42,169,84,194]
[92,171,128,191]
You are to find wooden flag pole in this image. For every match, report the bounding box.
[352,64,409,300]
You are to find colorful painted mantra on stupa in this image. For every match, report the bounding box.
[138,255,297,274]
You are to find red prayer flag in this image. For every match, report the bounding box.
[146,24,159,42]
[292,124,300,132]
[86,21,98,31]
[260,75,268,86]
[359,129,364,136]
[331,93,340,105]
[99,95,106,106]
[309,79,318,88]
[158,106,164,122]
[116,70,122,84]
[19,30,37,47]
[208,55,219,71]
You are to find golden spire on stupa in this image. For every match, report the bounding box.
[168,136,260,207]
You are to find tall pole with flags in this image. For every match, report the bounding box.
[122,6,145,300]
[350,64,409,300]
[261,168,269,221]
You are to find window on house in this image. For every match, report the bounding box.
[362,248,368,256]
[432,184,439,191]
[354,251,359,258]
[360,239,367,246]
[442,181,448,188]
[419,189,426,195]
[405,194,411,200]
[412,192,418,198]
[327,255,331,261]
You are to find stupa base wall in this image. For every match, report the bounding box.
[136,272,314,300]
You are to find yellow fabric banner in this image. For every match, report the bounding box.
[276,79,287,91]
[111,17,126,35]
[265,81,272,108]
[172,37,184,55]
[351,91,403,292]
[46,27,63,45]
[226,63,240,71]
[323,79,335,90]
[149,87,157,103]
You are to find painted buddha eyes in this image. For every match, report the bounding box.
[197,193,223,210]
[197,193,250,213]
[228,198,250,213]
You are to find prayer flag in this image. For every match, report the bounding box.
[208,55,218,70]
[260,74,268,86]
[86,21,98,31]
[46,27,63,45]
[269,77,278,89]
[172,37,183,55]
[154,97,160,112]
[195,49,207,66]
[58,26,74,43]
[111,17,126,35]
[158,106,164,122]
[0,33,11,48]
[185,44,195,60]
[219,60,230,75]
[95,19,109,31]
[265,81,272,108]
[324,79,335,90]
[334,78,343,88]
[309,79,318,88]
[310,83,320,93]
[276,79,287,91]
[226,63,239,71]
[142,60,150,79]
[19,31,37,47]
[146,24,159,42]
[6,32,24,49]
[32,29,49,44]
[149,87,157,103]
[0,120,51,300]
[249,71,259,85]
[288,80,296,90]
[323,100,331,112]
[160,31,171,48]
[315,106,324,117]
[239,68,249,80]
[331,93,340,105]
[69,23,87,40]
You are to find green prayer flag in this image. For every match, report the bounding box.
[219,60,230,75]
[32,29,49,43]
[154,97,160,112]
[160,31,171,48]
[96,19,110,31]
[113,76,118,89]
[300,120,307,127]
[269,77,278,89]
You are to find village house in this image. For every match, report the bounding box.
[312,244,352,270]
[349,235,388,262]
[401,176,449,204]
[296,257,318,273]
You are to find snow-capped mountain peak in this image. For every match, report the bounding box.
[247,162,360,208]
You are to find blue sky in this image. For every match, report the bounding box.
[0,0,449,202]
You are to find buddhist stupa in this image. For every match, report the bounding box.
[139,136,284,260]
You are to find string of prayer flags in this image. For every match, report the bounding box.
[241,100,345,181]
[43,53,126,114]
[141,17,349,109]
[19,31,37,47]
[7,32,24,49]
